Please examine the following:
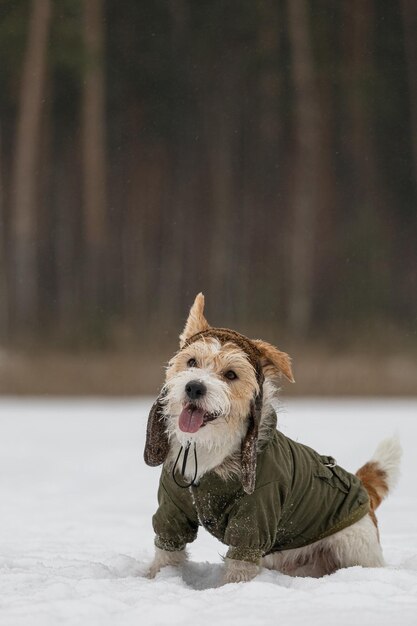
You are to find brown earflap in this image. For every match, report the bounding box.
[143,391,170,467]
[240,385,263,495]
[252,339,294,383]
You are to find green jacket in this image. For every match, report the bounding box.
[152,427,370,564]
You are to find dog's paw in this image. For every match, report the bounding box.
[223,570,253,584]
[146,547,188,579]
[146,563,161,579]
[223,558,259,584]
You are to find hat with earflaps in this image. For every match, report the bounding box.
[143,293,294,494]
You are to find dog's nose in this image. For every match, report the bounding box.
[185,380,206,401]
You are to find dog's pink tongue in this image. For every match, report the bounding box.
[179,405,205,433]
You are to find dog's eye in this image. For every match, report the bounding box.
[224,370,237,381]
[187,358,197,368]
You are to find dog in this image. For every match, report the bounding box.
[144,293,402,584]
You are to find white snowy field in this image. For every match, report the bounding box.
[0,398,416,626]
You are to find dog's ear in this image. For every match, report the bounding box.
[252,339,295,383]
[144,391,170,466]
[179,292,210,347]
[241,390,263,494]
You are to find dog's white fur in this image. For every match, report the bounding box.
[147,547,187,579]
[147,295,402,584]
[370,436,402,492]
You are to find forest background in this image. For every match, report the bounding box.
[0,0,416,396]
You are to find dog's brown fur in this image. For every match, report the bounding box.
[356,462,389,536]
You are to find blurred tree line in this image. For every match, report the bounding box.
[0,0,416,350]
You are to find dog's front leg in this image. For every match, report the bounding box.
[223,558,260,584]
[147,547,187,579]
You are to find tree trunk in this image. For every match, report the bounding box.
[344,0,377,209]
[287,0,321,338]
[10,0,51,332]
[401,0,417,188]
[82,0,107,316]
[0,127,7,341]
[202,52,240,322]
[258,1,282,151]
[55,138,80,335]
[400,0,417,317]
[341,0,383,315]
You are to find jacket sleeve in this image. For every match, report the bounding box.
[152,475,199,552]
[224,482,281,564]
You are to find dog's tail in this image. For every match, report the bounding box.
[356,436,402,511]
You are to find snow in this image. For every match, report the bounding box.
[0,397,416,626]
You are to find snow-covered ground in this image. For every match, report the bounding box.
[0,398,416,626]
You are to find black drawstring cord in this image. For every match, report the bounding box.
[181,442,190,475]
[172,442,198,488]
